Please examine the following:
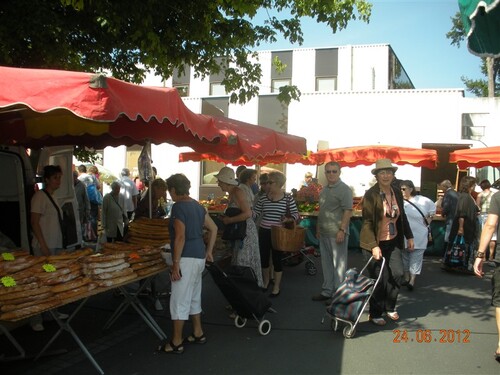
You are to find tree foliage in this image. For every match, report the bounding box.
[0,0,372,104]
[446,11,499,97]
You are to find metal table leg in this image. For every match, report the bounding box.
[34,297,105,375]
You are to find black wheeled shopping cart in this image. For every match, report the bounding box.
[323,256,385,338]
[206,262,273,336]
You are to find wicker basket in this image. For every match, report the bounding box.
[271,223,306,252]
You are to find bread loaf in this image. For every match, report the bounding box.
[0,285,52,302]
[83,262,130,275]
[0,292,56,312]
[96,272,137,288]
[0,299,61,321]
[92,267,134,280]
[51,276,92,293]
[135,263,168,277]
[55,282,97,301]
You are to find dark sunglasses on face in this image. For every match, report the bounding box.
[401,188,407,191]
[325,170,338,174]
[264,181,274,185]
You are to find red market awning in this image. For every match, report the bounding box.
[449,146,500,169]
[308,145,438,168]
[0,66,222,149]
[179,117,307,165]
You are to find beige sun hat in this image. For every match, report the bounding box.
[371,159,398,175]
[215,167,238,186]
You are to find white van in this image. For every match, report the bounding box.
[0,145,81,252]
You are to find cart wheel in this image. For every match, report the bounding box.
[343,325,356,339]
[305,261,317,275]
[258,320,272,336]
[234,315,247,328]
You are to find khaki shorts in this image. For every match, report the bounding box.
[492,264,500,307]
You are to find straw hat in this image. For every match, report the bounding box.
[215,167,238,186]
[371,159,398,175]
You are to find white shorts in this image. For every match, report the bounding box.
[169,257,206,320]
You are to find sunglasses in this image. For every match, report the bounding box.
[264,181,274,185]
[401,188,407,191]
[325,170,338,174]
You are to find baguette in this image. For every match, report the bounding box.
[92,267,134,280]
[81,252,127,263]
[96,272,137,288]
[131,258,164,271]
[42,270,82,286]
[135,263,168,277]
[128,253,162,265]
[51,276,92,293]
[55,282,97,301]
[0,299,61,321]
[83,262,130,275]
[0,281,39,296]
[83,258,125,269]
[0,291,55,307]
[0,256,45,275]
[0,285,52,302]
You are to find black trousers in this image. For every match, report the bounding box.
[367,239,404,318]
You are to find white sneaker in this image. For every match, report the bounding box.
[31,323,45,332]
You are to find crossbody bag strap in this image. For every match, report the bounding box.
[404,198,429,227]
[42,189,65,235]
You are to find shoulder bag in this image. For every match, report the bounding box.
[221,207,247,241]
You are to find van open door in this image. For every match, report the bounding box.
[0,146,34,250]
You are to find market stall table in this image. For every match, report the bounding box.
[0,267,168,375]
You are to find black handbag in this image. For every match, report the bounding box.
[221,207,247,241]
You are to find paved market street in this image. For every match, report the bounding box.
[1,249,499,375]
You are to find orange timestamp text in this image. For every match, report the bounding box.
[393,329,470,344]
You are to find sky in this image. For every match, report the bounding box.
[253,0,483,94]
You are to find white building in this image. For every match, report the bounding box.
[102,44,500,200]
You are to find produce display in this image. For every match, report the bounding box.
[0,244,168,321]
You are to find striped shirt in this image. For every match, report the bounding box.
[253,193,299,229]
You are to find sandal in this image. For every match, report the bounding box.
[369,317,387,326]
[159,340,184,354]
[386,311,400,321]
[185,333,207,345]
[495,351,500,363]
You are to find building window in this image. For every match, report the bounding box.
[210,82,227,96]
[316,77,337,92]
[201,161,225,185]
[173,84,189,97]
[272,79,291,93]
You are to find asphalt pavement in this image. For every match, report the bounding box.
[1,249,499,375]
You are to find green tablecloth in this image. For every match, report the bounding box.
[301,215,446,256]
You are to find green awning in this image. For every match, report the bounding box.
[459,0,500,57]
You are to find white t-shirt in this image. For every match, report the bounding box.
[403,195,436,250]
[31,190,63,255]
[119,176,139,213]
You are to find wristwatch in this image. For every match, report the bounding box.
[476,252,486,259]
[339,228,345,233]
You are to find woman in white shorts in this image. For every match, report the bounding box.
[160,174,217,354]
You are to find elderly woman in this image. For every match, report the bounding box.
[360,159,414,326]
[135,178,168,219]
[445,175,480,269]
[216,167,263,288]
[253,170,299,297]
[102,181,127,242]
[400,180,436,290]
[161,174,217,354]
